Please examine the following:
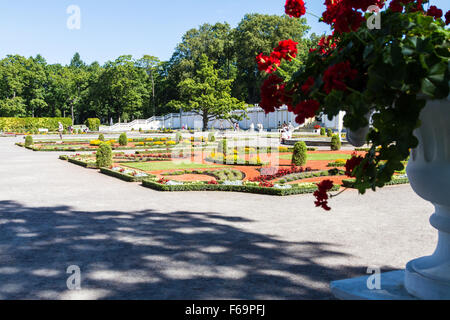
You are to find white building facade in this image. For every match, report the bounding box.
[101,106,345,132]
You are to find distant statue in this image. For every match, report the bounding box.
[250,123,255,132]
[257,123,264,133]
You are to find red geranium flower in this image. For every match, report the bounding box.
[293,99,320,125]
[301,76,315,94]
[323,61,358,94]
[272,39,299,61]
[446,10,450,25]
[260,75,289,114]
[427,5,443,19]
[389,0,423,13]
[314,179,334,211]
[345,155,364,177]
[256,53,280,74]
[285,0,306,18]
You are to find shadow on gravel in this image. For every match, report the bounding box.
[0,200,383,300]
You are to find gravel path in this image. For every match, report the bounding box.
[0,136,436,300]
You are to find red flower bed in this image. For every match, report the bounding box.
[250,165,313,182]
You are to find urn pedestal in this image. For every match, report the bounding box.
[404,97,450,299]
[331,97,450,300]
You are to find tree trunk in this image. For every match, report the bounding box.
[203,113,209,132]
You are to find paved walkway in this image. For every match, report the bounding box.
[0,137,436,300]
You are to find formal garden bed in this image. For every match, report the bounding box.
[142,178,340,196]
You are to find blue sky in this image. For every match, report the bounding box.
[0,0,448,65]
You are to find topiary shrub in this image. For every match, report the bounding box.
[25,135,33,147]
[331,134,341,151]
[119,133,128,146]
[85,118,101,131]
[96,142,112,168]
[292,141,307,166]
[327,128,333,137]
[208,132,216,142]
[218,139,227,155]
[320,127,326,136]
[98,133,105,141]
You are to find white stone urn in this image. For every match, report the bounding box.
[340,97,450,299]
[405,96,450,299]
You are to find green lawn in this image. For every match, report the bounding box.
[124,161,219,172]
[279,153,353,161]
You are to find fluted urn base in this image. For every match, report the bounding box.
[404,97,450,299]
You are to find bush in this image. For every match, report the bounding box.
[320,127,326,136]
[331,135,341,151]
[96,143,112,168]
[85,118,101,131]
[218,139,227,154]
[292,141,307,166]
[118,133,128,146]
[24,135,33,147]
[0,117,72,132]
[208,132,216,142]
[98,133,105,141]
[327,128,333,137]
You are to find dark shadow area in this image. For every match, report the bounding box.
[0,200,389,300]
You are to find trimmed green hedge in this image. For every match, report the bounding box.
[142,179,340,196]
[100,167,154,182]
[68,158,97,169]
[0,117,72,132]
[342,176,409,188]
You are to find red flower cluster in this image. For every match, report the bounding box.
[321,0,386,33]
[250,166,312,182]
[285,0,306,18]
[260,75,291,113]
[389,0,423,13]
[344,155,364,177]
[311,35,338,55]
[427,5,443,19]
[259,181,275,188]
[256,53,279,74]
[158,177,168,184]
[207,180,219,185]
[293,99,320,125]
[323,61,358,94]
[274,39,299,61]
[301,76,315,94]
[256,39,298,73]
[313,179,334,211]
[446,11,450,25]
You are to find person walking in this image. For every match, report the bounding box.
[58,122,64,140]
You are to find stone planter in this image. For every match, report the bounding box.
[346,113,371,147]
[404,96,450,299]
[331,97,449,300]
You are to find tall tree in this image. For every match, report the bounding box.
[136,55,161,117]
[167,55,246,131]
[233,14,310,103]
